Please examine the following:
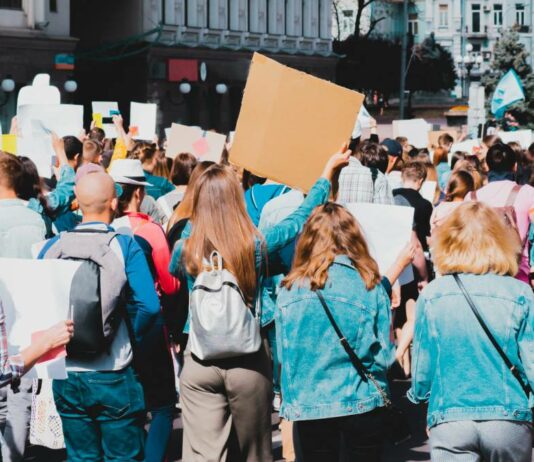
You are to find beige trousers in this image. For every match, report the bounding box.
[180,344,273,462]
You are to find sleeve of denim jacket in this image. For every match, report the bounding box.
[407,295,434,403]
[517,290,534,405]
[46,165,75,214]
[262,178,330,258]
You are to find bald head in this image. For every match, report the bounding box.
[75,172,117,220]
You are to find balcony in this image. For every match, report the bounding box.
[466,25,488,38]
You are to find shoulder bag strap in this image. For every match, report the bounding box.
[505,184,522,208]
[453,273,532,397]
[315,290,392,406]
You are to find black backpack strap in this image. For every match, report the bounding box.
[315,290,392,407]
[453,273,532,397]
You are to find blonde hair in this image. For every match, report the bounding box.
[282,203,381,291]
[432,202,520,276]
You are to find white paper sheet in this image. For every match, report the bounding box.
[92,101,119,138]
[345,203,414,282]
[0,258,81,379]
[392,119,431,148]
[499,129,533,149]
[130,102,157,140]
[16,104,84,178]
[450,139,481,161]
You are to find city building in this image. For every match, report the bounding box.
[370,0,534,97]
[0,0,76,131]
[1,0,338,134]
[332,0,371,40]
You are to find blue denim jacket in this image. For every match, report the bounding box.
[275,256,395,421]
[408,273,534,428]
[168,177,331,328]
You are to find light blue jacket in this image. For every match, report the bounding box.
[408,273,534,428]
[275,256,395,421]
[169,177,331,328]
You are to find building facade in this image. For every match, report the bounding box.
[332,0,371,40]
[0,0,77,130]
[370,0,534,94]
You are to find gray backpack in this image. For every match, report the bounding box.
[42,230,127,358]
[189,251,261,360]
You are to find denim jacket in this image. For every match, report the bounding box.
[275,256,394,421]
[408,273,534,428]
[168,177,331,328]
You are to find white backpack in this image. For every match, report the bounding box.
[189,251,262,360]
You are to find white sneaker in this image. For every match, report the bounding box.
[273,393,281,412]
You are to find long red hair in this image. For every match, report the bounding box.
[282,202,380,291]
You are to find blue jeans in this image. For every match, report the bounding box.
[145,405,174,462]
[53,366,145,462]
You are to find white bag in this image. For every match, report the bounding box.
[189,251,262,360]
[29,379,65,450]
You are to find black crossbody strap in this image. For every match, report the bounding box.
[453,273,532,397]
[316,290,392,407]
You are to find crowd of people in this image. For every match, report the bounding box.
[0,111,533,462]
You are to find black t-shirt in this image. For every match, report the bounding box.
[393,187,433,251]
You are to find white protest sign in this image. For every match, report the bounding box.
[130,102,157,140]
[420,181,437,203]
[0,258,82,379]
[17,74,61,108]
[16,104,84,178]
[392,119,431,148]
[345,203,414,278]
[166,123,227,162]
[499,129,532,149]
[450,139,481,159]
[92,101,119,138]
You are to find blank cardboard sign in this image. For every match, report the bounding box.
[166,123,227,162]
[230,53,364,192]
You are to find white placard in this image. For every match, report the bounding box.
[450,139,481,161]
[499,129,533,149]
[130,102,157,140]
[345,203,414,280]
[420,181,437,203]
[392,119,431,148]
[0,258,82,379]
[17,74,61,108]
[92,101,119,138]
[16,104,84,178]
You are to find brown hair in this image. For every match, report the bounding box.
[432,202,520,276]
[453,159,484,189]
[170,153,198,186]
[282,203,380,291]
[433,147,449,166]
[0,151,22,191]
[183,164,261,304]
[445,170,475,201]
[167,161,215,230]
[82,139,103,164]
[402,161,427,182]
[482,134,502,149]
[437,133,454,149]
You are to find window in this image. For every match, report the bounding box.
[49,0,57,12]
[0,0,21,8]
[438,4,448,27]
[342,9,353,17]
[408,13,419,35]
[471,4,481,33]
[515,4,525,25]
[493,4,503,26]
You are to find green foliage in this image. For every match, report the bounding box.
[482,27,534,126]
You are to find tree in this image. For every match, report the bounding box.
[482,27,534,126]
[332,0,385,40]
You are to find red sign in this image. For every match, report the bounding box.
[168,59,199,82]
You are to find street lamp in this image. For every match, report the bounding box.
[455,44,482,99]
[0,75,15,108]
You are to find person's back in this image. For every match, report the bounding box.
[409,202,534,461]
[465,143,534,283]
[0,152,46,258]
[38,172,159,462]
[338,142,393,204]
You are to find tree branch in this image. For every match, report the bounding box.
[365,16,386,37]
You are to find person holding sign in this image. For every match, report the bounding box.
[169,147,351,462]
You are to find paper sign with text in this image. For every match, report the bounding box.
[166,123,226,162]
[92,101,119,138]
[230,53,364,192]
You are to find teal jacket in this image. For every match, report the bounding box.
[169,177,331,328]
[276,256,394,421]
[408,273,534,428]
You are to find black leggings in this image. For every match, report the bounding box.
[295,408,384,462]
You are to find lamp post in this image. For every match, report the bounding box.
[455,43,483,100]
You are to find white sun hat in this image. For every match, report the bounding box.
[108,159,152,186]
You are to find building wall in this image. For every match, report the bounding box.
[331,0,372,40]
[371,0,534,75]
